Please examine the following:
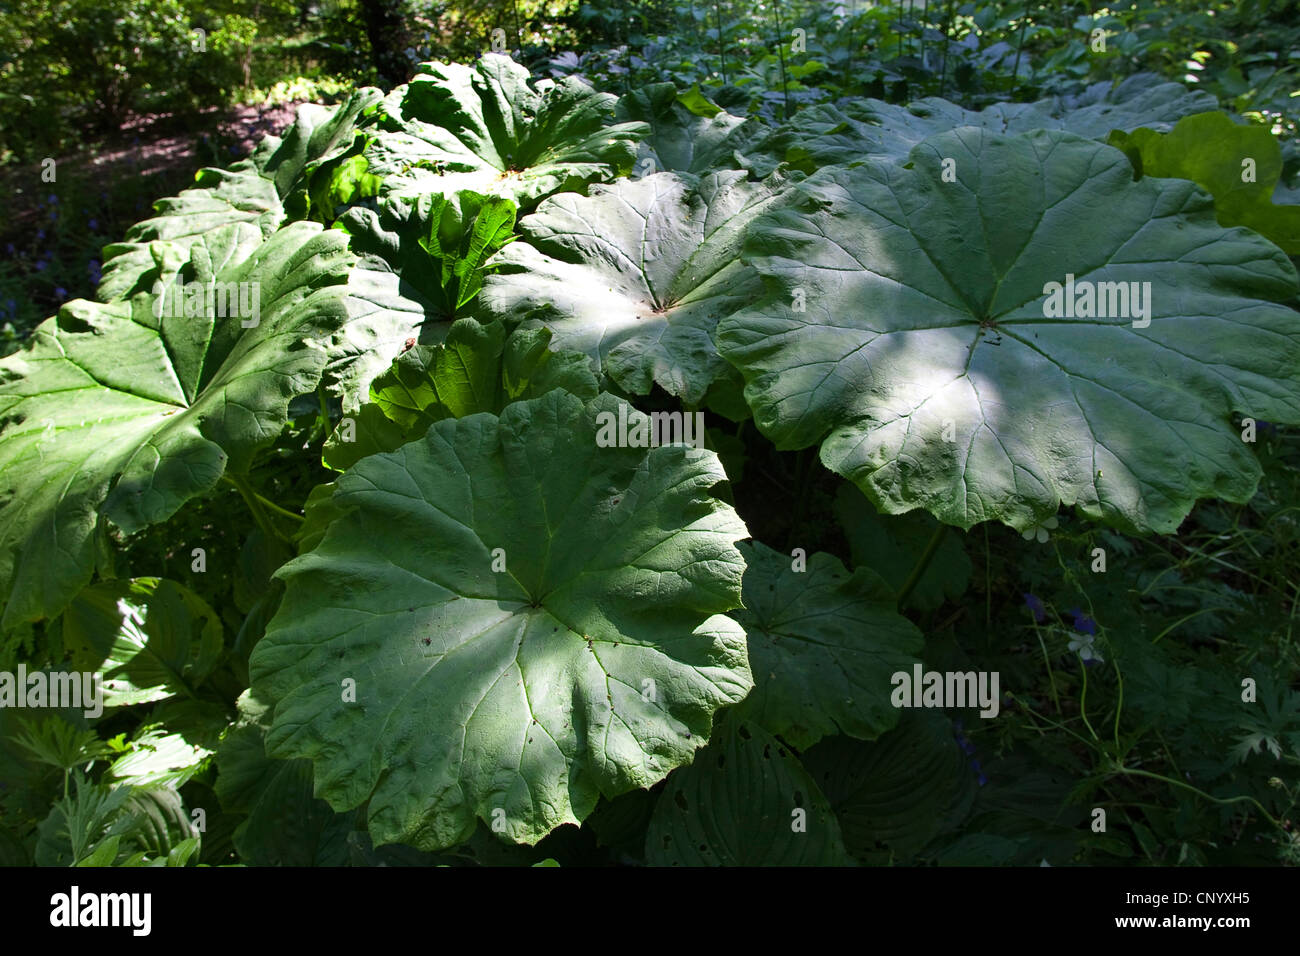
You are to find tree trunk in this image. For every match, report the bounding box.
[357,0,412,86]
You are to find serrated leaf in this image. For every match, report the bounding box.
[0,223,365,626]
[368,54,646,211]
[98,89,383,302]
[615,82,767,174]
[251,390,753,850]
[479,170,791,405]
[716,128,1300,534]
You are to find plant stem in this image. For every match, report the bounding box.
[1078,653,1099,741]
[772,0,791,119]
[1034,627,1061,714]
[897,522,947,609]
[222,474,302,546]
[785,448,811,552]
[1111,766,1283,830]
[938,0,956,96]
[1010,3,1031,97]
[714,0,728,84]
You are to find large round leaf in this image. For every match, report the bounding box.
[752,75,1216,176]
[0,222,361,626]
[730,541,922,749]
[716,128,1300,534]
[249,390,752,850]
[367,54,647,211]
[478,170,791,405]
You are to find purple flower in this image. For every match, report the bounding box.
[53,287,67,301]
[48,194,58,205]
[34,259,47,272]
[1023,592,1047,623]
[36,229,45,241]
[88,218,98,232]
[88,259,101,284]
[1069,607,1097,635]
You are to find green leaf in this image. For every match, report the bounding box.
[716,128,1300,534]
[97,166,281,303]
[368,54,646,211]
[59,578,223,707]
[479,170,791,405]
[834,484,971,612]
[1108,111,1300,254]
[676,85,723,118]
[251,390,752,850]
[323,318,598,470]
[644,719,853,866]
[258,88,385,202]
[105,725,215,789]
[751,75,1216,177]
[337,190,517,321]
[214,690,352,866]
[801,713,973,861]
[74,834,123,867]
[730,541,922,749]
[0,222,361,626]
[98,89,383,302]
[615,82,767,175]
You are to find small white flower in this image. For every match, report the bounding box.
[1021,515,1059,543]
[1068,632,1103,662]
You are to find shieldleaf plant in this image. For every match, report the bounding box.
[5,22,1300,870]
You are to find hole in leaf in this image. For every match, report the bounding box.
[674,791,689,811]
[738,725,751,740]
